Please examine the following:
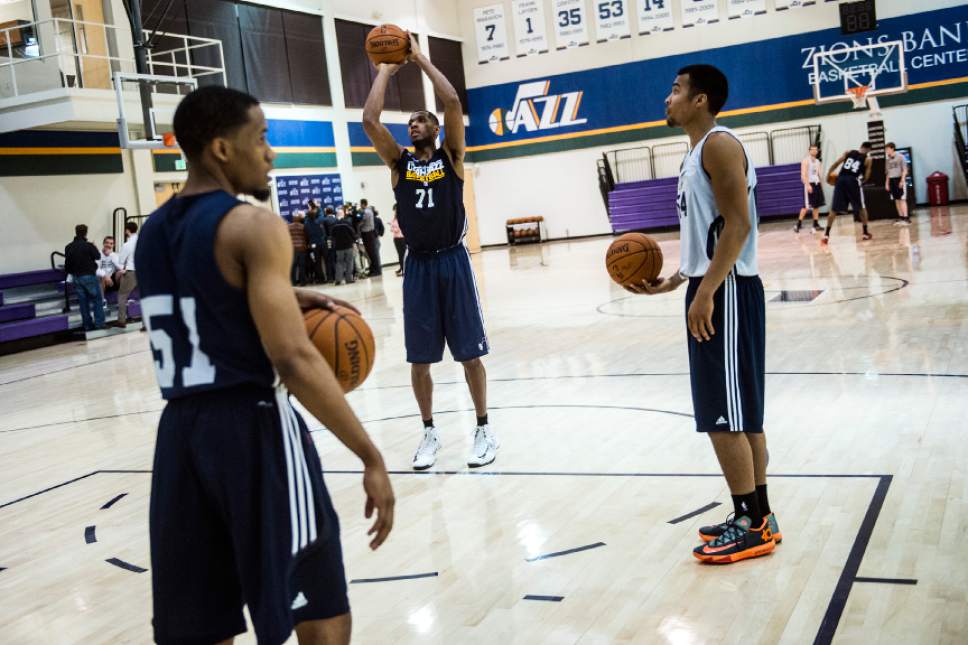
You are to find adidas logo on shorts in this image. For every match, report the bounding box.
[716,416,728,425]
[291,591,308,610]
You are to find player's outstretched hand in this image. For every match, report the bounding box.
[624,274,683,296]
[363,462,395,550]
[293,287,361,315]
[406,32,421,61]
[378,62,403,76]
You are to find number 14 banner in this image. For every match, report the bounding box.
[594,0,631,42]
[636,0,674,35]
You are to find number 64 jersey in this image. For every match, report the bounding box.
[135,190,275,399]
[393,148,467,253]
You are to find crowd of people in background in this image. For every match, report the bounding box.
[287,198,404,286]
[64,221,140,332]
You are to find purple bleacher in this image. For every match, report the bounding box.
[0,303,35,323]
[0,315,68,342]
[608,163,805,233]
[0,268,65,289]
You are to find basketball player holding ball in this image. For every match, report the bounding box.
[628,65,779,564]
[137,86,394,644]
[363,33,496,470]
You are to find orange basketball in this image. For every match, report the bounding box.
[365,24,409,65]
[605,233,663,287]
[304,306,375,393]
[827,171,838,186]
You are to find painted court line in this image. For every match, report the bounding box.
[101,493,127,509]
[527,542,606,562]
[106,558,147,573]
[854,577,917,585]
[84,526,96,544]
[523,595,564,602]
[667,501,722,525]
[350,572,439,584]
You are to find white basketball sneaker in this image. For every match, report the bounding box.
[467,425,498,468]
[412,427,440,471]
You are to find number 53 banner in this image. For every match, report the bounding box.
[474,4,510,64]
[554,0,590,50]
[594,0,631,42]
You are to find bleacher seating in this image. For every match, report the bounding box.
[608,163,806,233]
[0,266,140,351]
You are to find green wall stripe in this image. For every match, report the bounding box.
[465,82,968,163]
[0,154,123,176]
[152,152,339,172]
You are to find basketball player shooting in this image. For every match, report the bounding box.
[136,86,394,645]
[627,65,779,564]
[363,33,496,471]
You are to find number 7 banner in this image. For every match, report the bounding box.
[474,4,510,64]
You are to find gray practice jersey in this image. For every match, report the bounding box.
[886,153,907,179]
[677,125,759,277]
[804,156,822,183]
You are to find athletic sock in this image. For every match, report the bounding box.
[731,491,760,525]
[476,414,488,427]
[756,484,771,517]
[423,418,434,429]
[863,224,869,234]
[825,225,832,237]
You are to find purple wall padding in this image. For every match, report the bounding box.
[0,315,68,342]
[0,303,35,323]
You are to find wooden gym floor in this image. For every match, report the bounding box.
[1,206,967,644]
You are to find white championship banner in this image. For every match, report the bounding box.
[474,4,510,64]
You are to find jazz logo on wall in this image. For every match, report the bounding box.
[488,81,587,136]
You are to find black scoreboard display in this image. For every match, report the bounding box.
[840,0,877,35]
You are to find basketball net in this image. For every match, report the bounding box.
[847,85,869,110]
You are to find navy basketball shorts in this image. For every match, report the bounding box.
[685,274,765,433]
[149,385,348,645]
[804,182,825,209]
[831,177,865,213]
[888,177,906,201]
[403,245,489,364]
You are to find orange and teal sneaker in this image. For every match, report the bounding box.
[693,516,776,564]
[699,512,782,544]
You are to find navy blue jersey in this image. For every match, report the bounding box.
[136,190,274,400]
[838,150,867,180]
[393,148,466,253]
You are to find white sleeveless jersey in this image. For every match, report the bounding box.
[805,157,822,183]
[677,126,758,277]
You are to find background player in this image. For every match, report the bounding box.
[795,144,825,234]
[823,142,873,245]
[137,86,394,645]
[628,65,778,564]
[363,34,496,471]
[885,142,911,226]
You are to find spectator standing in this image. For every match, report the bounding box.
[96,235,122,293]
[390,204,406,277]
[322,206,339,281]
[65,224,105,331]
[304,200,328,283]
[288,212,309,285]
[330,208,358,285]
[359,198,382,277]
[116,221,140,326]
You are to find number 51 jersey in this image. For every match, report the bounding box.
[135,190,275,399]
[393,148,467,253]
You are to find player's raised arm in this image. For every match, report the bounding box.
[408,33,465,167]
[226,204,395,549]
[363,64,406,170]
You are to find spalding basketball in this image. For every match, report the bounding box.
[365,24,409,65]
[606,233,663,288]
[304,306,375,392]
[827,171,838,186]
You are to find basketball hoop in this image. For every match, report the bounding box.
[847,85,870,109]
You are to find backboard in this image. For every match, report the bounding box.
[811,40,907,110]
[113,72,196,149]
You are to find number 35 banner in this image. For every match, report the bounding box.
[636,0,674,35]
[474,4,510,64]
[512,0,549,57]
[594,0,631,42]
[554,0,590,50]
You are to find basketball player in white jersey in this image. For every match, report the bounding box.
[628,65,779,564]
[885,142,911,226]
[795,144,825,234]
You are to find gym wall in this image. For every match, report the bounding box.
[456,0,968,244]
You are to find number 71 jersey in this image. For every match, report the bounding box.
[393,148,467,253]
[135,190,275,399]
